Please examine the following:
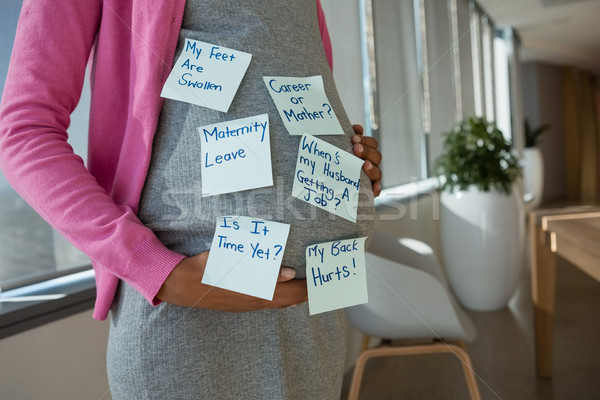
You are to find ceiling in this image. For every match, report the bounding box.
[477,0,600,75]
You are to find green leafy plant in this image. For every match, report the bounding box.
[434,117,522,195]
[524,119,550,148]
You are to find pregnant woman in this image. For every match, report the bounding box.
[0,1,381,399]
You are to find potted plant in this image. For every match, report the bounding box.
[434,117,525,311]
[523,119,550,210]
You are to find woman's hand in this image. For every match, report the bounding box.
[156,252,307,311]
[351,124,382,197]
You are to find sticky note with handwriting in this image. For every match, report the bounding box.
[199,114,272,197]
[263,76,344,135]
[306,237,368,315]
[161,38,252,112]
[292,134,363,222]
[202,216,290,300]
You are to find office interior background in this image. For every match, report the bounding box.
[1,0,599,399]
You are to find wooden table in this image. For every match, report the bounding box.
[529,206,600,378]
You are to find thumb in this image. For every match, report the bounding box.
[277,267,296,282]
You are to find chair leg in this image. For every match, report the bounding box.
[347,345,374,400]
[347,335,374,400]
[445,343,482,400]
[359,334,371,352]
[347,341,481,400]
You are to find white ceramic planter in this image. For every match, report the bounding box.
[440,185,525,311]
[523,147,544,210]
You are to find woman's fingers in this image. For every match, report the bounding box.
[157,254,307,311]
[351,125,382,197]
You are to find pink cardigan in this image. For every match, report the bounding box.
[0,0,332,320]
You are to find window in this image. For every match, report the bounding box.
[361,0,510,191]
[364,0,424,187]
[494,27,525,149]
[0,0,91,296]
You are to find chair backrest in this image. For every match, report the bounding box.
[345,231,476,342]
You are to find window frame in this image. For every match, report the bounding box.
[0,270,96,339]
[359,0,509,199]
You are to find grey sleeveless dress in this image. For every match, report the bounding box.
[107,1,375,399]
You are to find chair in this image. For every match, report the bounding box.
[345,230,481,400]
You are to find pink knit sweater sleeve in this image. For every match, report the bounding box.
[0,1,184,307]
[316,0,333,70]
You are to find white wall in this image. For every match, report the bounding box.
[320,0,366,127]
[0,310,111,400]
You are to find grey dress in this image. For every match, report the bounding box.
[106,1,375,399]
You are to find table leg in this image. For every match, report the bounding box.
[530,214,557,378]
